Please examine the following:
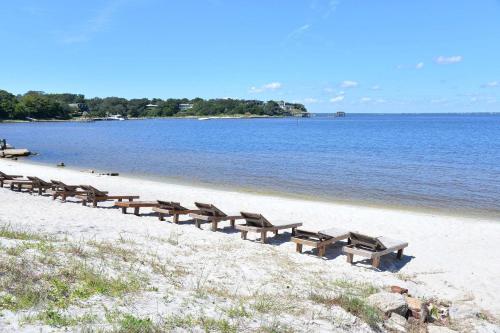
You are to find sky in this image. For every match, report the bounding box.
[1,0,499,113]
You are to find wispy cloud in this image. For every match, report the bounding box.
[249,82,282,93]
[371,85,381,90]
[61,0,123,44]
[304,97,319,103]
[415,62,424,69]
[360,97,372,103]
[286,24,311,40]
[340,80,358,88]
[481,81,499,88]
[435,55,463,65]
[324,0,340,17]
[330,95,345,103]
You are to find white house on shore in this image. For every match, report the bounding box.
[179,103,194,111]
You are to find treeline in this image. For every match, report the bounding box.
[0,89,307,120]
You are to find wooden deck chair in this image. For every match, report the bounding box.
[236,212,302,244]
[77,185,139,207]
[51,180,87,202]
[0,171,23,187]
[342,232,408,268]
[26,176,54,195]
[291,227,350,257]
[189,202,243,231]
[9,176,53,194]
[114,200,160,215]
[152,201,200,223]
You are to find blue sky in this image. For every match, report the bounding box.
[1,0,499,113]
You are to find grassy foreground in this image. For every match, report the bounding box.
[0,223,388,332]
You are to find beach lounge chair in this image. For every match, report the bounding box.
[0,171,23,187]
[153,201,200,223]
[291,227,350,257]
[189,202,244,231]
[77,185,139,207]
[236,212,303,244]
[26,177,55,195]
[9,176,54,195]
[51,180,87,202]
[342,232,408,268]
[115,200,160,215]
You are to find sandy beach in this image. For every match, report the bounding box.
[1,158,499,332]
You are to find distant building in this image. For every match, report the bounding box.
[335,111,346,117]
[278,101,295,111]
[179,103,194,111]
[146,104,158,108]
[68,103,89,112]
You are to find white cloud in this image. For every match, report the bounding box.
[360,97,372,103]
[375,99,386,104]
[481,81,499,88]
[249,82,282,93]
[324,0,340,17]
[330,95,345,103]
[340,80,358,88]
[435,55,463,65]
[61,0,123,44]
[304,98,319,103]
[416,62,424,69]
[371,85,381,90]
[286,24,311,40]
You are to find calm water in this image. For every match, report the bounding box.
[1,114,499,218]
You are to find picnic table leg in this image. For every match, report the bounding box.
[211,220,218,232]
[121,207,127,214]
[397,249,404,259]
[134,207,140,216]
[241,231,248,240]
[260,231,267,244]
[158,213,165,221]
[372,257,381,268]
[92,199,98,207]
[291,227,297,236]
[346,253,354,264]
[274,230,278,235]
[81,198,87,206]
[295,243,303,253]
[195,219,201,229]
[173,214,179,224]
[118,198,123,202]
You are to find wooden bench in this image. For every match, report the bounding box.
[0,171,23,187]
[188,202,243,231]
[114,201,160,215]
[77,185,139,207]
[236,212,302,244]
[291,227,350,257]
[51,180,87,202]
[342,232,408,268]
[152,201,200,223]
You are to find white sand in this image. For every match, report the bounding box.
[1,159,500,330]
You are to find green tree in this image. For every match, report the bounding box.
[0,90,17,119]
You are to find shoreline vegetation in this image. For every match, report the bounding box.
[0,89,308,121]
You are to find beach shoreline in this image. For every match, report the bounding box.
[1,158,500,331]
[17,157,500,222]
